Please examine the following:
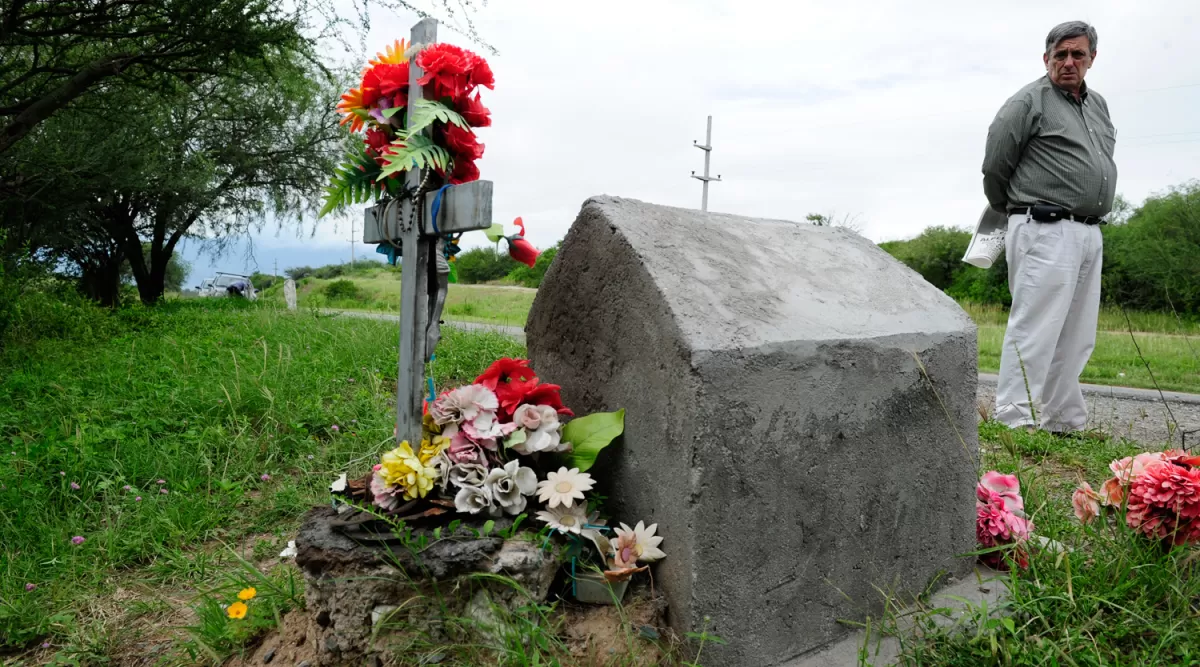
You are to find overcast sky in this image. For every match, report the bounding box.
[181,0,1200,282]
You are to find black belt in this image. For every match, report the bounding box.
[1008,206,1104,225]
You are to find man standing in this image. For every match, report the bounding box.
[982,21,1117,433]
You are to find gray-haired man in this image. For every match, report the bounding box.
[982,21,1117,433]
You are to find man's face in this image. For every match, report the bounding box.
[1044,36,1094,93]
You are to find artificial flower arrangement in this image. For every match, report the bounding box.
[332,358,666,600]
[975,471,1034,570]
[320,38,539,268]
[1073,449,1200,545]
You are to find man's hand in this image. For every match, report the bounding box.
[982,97,1034,213]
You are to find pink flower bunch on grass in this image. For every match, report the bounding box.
[976,471,1032,570]
[1074,450,1200,546]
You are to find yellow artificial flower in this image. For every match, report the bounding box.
[227,601,248,620]
[419,434,451,465]
[369,39,410,66]
[237,587,257,601]
[423,412,443,435]
[379,441,438,501]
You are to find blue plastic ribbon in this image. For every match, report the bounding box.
[429,184,453,235]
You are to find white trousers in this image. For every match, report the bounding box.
[994,214,1103,431]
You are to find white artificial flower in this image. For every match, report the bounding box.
[329,473,348,493]
[454,484,494,515]
[509,405,563,455]
[483,460,538,515]
[536,503,589,534]
[536,467,594,509]
[278,541,298,559]
[430,384,499,426]
[447,463,488,489]
[611,521,667,568]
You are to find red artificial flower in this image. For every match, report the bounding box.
[447,158,480,185]
[506,236,540,268]
[416,43,474,100]
[456,91,491,127]
[519,383,574,417]
[364,127,392,156]
[374,62,410,104]
[514,216,527,237]
[360,66,384,108]
[468,54,494,91]
[475,359,539,417]
[441,124,484,161]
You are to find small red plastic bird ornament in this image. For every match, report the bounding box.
[505,217,540,267]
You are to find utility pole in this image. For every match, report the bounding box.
[690,115,722,212]
[273,258,277,278]
[349,218,356,268]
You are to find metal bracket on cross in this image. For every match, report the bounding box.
[359,18,494,448]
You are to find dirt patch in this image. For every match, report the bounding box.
[559,590,672,666]
[226,608,319,667]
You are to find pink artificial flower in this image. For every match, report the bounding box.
[1101,476,1127,507]
[1072,482,1102,525]
[977,471,1024,514]
[446,430,485,465]
[369,470,407,512]
[430,384,500,428]
[71,536,85,545]
[1126,459,1200,545]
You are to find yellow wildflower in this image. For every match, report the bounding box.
[227,601,248,620]
[379,441,438,501]
[237,587,257,601]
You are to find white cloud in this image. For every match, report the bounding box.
[249,0,1200,260]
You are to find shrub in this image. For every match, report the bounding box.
[323,279,361,301]
[455,247,519,284]
[506,243,558,288]
[879,226,972,291]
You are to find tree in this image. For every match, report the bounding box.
[878,226,972,291]
[455,247,518,283]
[506,242,558,288]
[0,0,494,156]
[1102,181,1200,313]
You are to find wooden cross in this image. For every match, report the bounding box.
[361,18,494,448]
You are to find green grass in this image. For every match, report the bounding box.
[261,269,535,329]
[883,422,1200,666]
[270,272,1200,394]
[0,299,523,653]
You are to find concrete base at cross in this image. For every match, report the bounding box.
[526,197,980,666]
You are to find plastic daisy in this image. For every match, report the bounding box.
[611,521,667,568]
[536,467,594,508]
[536,504,589,534]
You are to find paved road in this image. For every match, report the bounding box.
[323,309,1198,447]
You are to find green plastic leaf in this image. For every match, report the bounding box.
[406,99,469,136]
[484,223,505,243]
[378,134,451,178]
[482,519,495,536]
[381,106,404,119]
[505,428,527,449]
[562,409,625,473]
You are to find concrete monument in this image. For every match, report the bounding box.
[284,278,297,311]
[526,197,979,666]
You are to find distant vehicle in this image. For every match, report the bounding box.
[195,273,257,300]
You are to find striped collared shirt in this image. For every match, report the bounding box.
[982,75,1117,218]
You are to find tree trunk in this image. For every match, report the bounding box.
[79,256,124,308]
[136,261,167,306]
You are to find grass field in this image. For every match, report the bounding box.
[2,298,1198,664]
[286,269,1199,394]
[0,300,524,661]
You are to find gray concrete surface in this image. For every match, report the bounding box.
[977,375,1200,448]
[782,566,1009,667]
[524,196,980,667]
